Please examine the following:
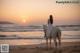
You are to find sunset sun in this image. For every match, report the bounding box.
[22,19,26,23]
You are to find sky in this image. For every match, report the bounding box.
[0,0,80,25]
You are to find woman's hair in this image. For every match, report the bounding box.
[49,15,53,24]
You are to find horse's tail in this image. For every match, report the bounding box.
[57,28,61,39]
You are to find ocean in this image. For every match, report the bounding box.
[0,30,80,45]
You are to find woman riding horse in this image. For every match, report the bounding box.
[43,15,61,48]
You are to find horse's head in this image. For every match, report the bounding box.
[43,25,48,38]
[43,25,47,30]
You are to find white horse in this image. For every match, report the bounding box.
[43,25,61,48]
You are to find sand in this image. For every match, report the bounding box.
[10,42,80,53]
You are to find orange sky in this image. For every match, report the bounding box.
[0,0,80,25]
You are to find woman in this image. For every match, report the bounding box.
[47,15,53,38]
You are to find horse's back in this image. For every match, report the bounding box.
[51,26,61,38]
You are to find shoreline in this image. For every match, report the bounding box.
[9,42,80,53]
[10,41,80,46]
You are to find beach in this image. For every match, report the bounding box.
[10,42,80,53]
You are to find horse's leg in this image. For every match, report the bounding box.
[50,38,52,48]
[57,33,61,47]
[58,36,61,48]
[46,38,48,48]
[54,38,57,48]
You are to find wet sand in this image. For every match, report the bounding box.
[9,42,80,53]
